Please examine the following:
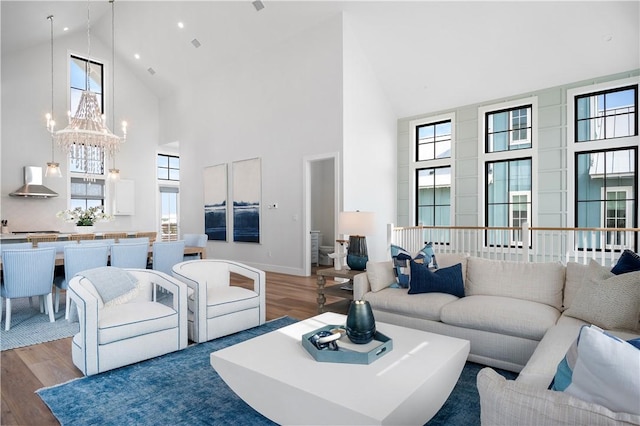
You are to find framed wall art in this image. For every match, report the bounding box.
[203,163,228,241]
[232,158,261,243]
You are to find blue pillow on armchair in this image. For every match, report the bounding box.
[408,261,464,298]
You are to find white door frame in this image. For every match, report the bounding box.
[303,152,341,277]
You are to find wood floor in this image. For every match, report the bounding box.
[1,269,350,426]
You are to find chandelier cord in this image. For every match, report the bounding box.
[48,15,55,162]
[111,0,116,170]
[86,0,91,93]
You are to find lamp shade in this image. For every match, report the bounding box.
[338,211,376,236]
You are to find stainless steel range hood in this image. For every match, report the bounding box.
[9,166,58,198]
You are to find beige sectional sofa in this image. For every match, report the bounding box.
[353,254,640,425]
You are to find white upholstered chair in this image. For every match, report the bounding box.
[68,268,188,376]
[172,259,265,343]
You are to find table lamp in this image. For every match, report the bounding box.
[338,211,376,271]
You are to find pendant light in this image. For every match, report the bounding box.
[45,15,62,178]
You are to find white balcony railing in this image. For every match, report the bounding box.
[387,223,638,267]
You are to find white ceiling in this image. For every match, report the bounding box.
[2,1,639,118]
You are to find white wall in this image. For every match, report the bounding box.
[170,15,344,275]
[342,14,397,262]
[1,30,160,233]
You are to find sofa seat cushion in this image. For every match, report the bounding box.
[517,314,587,388]
[466,257,565,309]
[98,302,178,345]
[441,295,560,340]
[203,286,259,318]
[363,287,458,321]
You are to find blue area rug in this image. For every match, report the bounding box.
[1,297,78,351]
[38,316,517,425]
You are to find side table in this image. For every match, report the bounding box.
[316,267,363,313]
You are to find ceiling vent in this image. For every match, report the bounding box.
[147,67,156,75]
[191,38,201,48]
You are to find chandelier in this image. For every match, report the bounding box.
[54,0,126,178]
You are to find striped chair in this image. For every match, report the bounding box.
[55,244,109,319]
[1,247,56,330]
[110,242,149,269]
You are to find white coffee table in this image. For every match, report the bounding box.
[210,312,470,425]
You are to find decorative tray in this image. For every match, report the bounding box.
[301,324,393,365]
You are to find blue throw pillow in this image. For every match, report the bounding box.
[408,261,464,298]
[611,249,640,275]
[628,338,640,350]
[391,243,438,288]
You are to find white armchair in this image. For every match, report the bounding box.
[172,259,266,343]
[68,268,188,376]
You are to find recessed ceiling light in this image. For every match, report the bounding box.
[177,22,184,29]
[63,27,69,32]
[134,53,140,60]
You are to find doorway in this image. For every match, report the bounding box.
[304,153,339,276]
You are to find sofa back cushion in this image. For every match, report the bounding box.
[466,257,565,309]
[366,261,396,292]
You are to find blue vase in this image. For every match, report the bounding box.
[346,300,376,344]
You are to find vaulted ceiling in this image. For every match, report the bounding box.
[2,1,639,118]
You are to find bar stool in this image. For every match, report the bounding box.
[68,233,96,243]
[103,232,128,243]
[27,233,59,247]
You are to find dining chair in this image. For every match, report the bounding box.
[135,231,157,244]
[110,242,149,269]
[80,239,115,246]
[183,234,207,260]
[103,232,128,243]
[1,247,56,330]
[55,244,109,320]
[117,237,150,245]
[38,240,74,254]
[68,233,96,242]
[152,240,185,276]
[27,233,59,247]
[1,242,33,250]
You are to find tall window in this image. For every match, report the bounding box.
[69,55,105,176]
[480,98,537,247]
[416,166,451,226]
[485,159,532,246]
[575,148,637,248]
[486,105,532,152]
[416,120,451,161]
[576,86,637,142]
[158,154,180,240]
[411,114,454,228]
[157,154,180,181]
[569,80,638,251]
